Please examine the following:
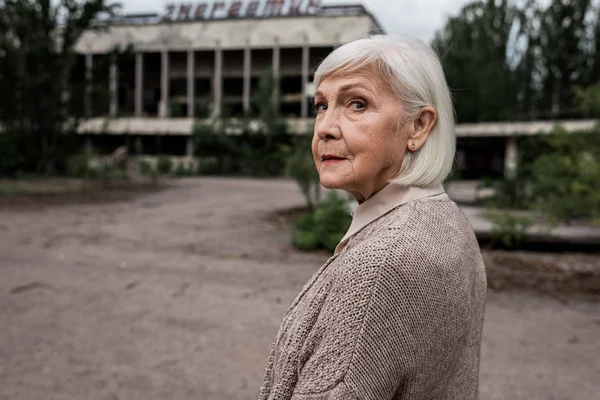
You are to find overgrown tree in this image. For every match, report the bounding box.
[194,69,292,177]
[538,0,594,117]
[432,0,600,122]
[0,0,120,176]
[432,0,520,122]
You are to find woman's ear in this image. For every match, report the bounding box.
[407,106,437,152]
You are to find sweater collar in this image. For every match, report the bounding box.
[334,183,446,255]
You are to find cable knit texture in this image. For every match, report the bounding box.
[258,196,487,400]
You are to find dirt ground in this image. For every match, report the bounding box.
[1,177,599,400]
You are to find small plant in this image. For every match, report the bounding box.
[65,152,91,178]
[291,191,352,252]
[138,160,156,177]
[488,209,533,249]
[156,155,173,175]
[286,138,321,210]
[173,161,196,177]
[169,100,185,118]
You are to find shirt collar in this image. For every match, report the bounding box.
[334,183,446,255]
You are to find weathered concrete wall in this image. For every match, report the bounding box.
[75,15,373,54]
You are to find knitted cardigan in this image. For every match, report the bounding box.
[258,185,487,400]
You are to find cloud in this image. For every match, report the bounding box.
[325,0,473,42]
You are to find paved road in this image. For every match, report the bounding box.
[1,177,599,400]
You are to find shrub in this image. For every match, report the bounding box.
[173,161,196,177]
[65,152,91,178]
[138,160,156,177]
[291,191,352,252]
[482,125,600,229]
[156,155,173,175]
[488,209,533,249]
[286,136,321,210]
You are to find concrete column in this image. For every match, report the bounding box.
[504,136,518,178]
[243,42,251,114]
[301,39,309,118]
[85,53,93,117]
[109,57,118,117]
[160,49,169,117]
[272,38,280,109]
[213,42,222,117]
[187,49,195,118]
[186,137,194,156]
[135,52,144,117]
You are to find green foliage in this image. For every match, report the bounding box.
[432,0,520,122]
[193,70,291,177]
[488,209,533,249]
[573,84,600,118]
[0,133,24,177]
[138,160,156,177]
[63,151,128,182]
[156,155,173,175]
[0,0,121,176]
[291,191,352,252]
[173,161,196,177]
[527,127,600,222]
[65,152,92,178]
[483,125,600,247]
[169,100,185,118]
[285,135,321,209]
[432,0,600,121]
[194,100,211,118]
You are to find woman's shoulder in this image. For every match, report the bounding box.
[340,196,484,284]
[347,196,476,250]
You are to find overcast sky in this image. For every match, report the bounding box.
[119,0,474,43]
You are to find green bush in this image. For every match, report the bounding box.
[0,133,24,177]
[173,161,196,177]
[169,100,185,118]
[286,136,321,209]
[192,70,291,177]
[488,209,533,249]
[156,156,173,175]
[65,152,91,178]
[138,160,156,177]
[482,126,600,224]
[527,128,600,223]
[573,84,600,118]
[291,191,352,252]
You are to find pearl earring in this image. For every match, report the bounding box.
[411,144,416,150]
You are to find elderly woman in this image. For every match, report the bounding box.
[258,34,487,400]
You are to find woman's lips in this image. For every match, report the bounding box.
[321,154,346,164]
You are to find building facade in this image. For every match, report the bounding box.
[73,1,597,179]
[74,1,382,158]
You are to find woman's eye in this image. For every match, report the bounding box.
[315,103,327,112]
[350,101,366,110]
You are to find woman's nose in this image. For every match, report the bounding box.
[315,111,342,140]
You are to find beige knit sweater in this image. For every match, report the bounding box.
[258,186,487,400]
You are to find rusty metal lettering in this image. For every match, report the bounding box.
[164,0,323,20]
[177,3,193,20]
[263,0,285,17]
[307,0,321,13]
[210,1,226,18]
[228,1,243,17]
[194,3,208,19]
[163,3,176,20]
[245,1,260,16]
[288,0,303,16]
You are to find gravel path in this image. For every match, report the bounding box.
[1,177,598,400]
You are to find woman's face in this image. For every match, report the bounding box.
[312,70,407,203]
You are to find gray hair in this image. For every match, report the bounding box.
[313,34,456,187]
